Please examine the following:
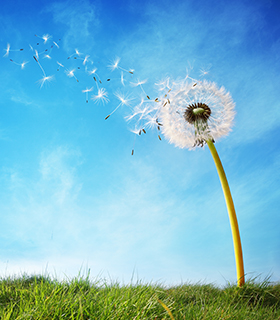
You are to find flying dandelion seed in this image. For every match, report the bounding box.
[108,57,134,74]
[105,92,133,119]
[67,48,82,59]
[3,43,10,57]
[35,34,52,44]
[37,75,54,88]
[108,57,120,71]
[9,59,29,69]
[53,41,59,48]
[3,43,24,57]
[65,69,79,82]
[91,88,109,105]
[82,87,94,103]
[82,55,90,65]
[56,61,64,71]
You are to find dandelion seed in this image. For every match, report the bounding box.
[42,34,51,43]
[53,41,59,48]
[35,34,52,44]
[3,43,24,57]
[108,57,133,74]
[20,61,28,69]
[37,75,53,88]
[108,57,120,71]
[199,64,212,77]
[34,50,39,60]
[9,58,29,69]
[91,88,109,105]
[120,72,125,86]
[82,87,94,103]
[66,69,79,82]
[67,48,82,59]
[3,43,10,57]
[105,92,133,119]
[57,61,64,71]
[130,79,147,87]
[83,55,90,65]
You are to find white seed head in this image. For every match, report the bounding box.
[159,79,235,149]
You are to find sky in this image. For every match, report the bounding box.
[0,0,279,287]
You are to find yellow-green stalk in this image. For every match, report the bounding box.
[207,139,245,287]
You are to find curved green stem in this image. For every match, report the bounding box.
[207,140,245,287]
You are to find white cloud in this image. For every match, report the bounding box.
[39,146,83,204]
[46,0,99,52]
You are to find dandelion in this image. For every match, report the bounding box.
[157,77,244,287]
[159,80,235,149]
[91,88,109,105]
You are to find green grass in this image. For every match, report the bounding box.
[0,274,279,319]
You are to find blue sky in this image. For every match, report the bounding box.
[0,0,279,286]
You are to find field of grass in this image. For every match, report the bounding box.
[0,274,279,319]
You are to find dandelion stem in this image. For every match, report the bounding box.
[207,139,245,287]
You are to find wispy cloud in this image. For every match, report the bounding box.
[46,0,99,51]
[39,146,83,204]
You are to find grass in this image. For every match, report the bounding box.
[0,274,279,319]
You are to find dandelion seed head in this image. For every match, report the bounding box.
[158,79,235,149]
